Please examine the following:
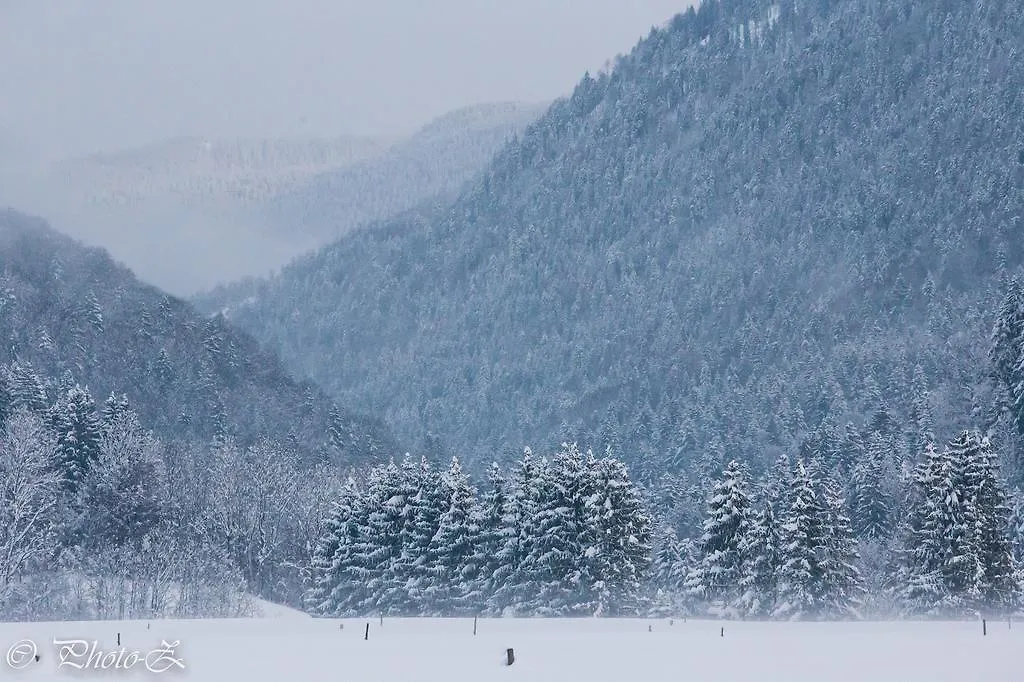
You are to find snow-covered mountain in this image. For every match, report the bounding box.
[3,102,543,295]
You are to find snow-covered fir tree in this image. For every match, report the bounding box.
[48,383,102,491]
[489,450,542,615]
[819,478,864,618]
[960,434,1019,613]
[305,476,360,615]
[849,433,893,540]
[527,445,589,615]
[736,499,780,619]
[900,433,1020,617]
[774,459,826,620]
[648,524,691,616]
[584,454,652,615]
[686,459,751,617]
[425,457,480,615]
[472,463,508,607]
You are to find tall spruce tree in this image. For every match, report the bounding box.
[426,457,480,615]
[48,383,102,491]
[899,443,953,616]
[470,462,507,609]
[685,459,751,617]
[849,433,893,540]
[736,499,780,619]
[819,477,864,618]
[960,434,1019,614]
[305,477,360,615]
[774,460,826,620]
[489,450,542,615]
[584,454,652,616]
[527,445,589,615]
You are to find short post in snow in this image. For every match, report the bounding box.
[982,619,987,636]
[117,633,120,646]
[365,623,370,641]
[380,614,383,627]
[506,648,515,666]
[473,616,478,636]
[720,627,724,637]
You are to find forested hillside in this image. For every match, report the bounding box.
[0,209,396,467]
[263,101,546,242]
[201,0,1024,496]
[2,103,542,294]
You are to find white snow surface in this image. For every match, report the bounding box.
[1,616,1021,681]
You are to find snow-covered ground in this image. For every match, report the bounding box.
[1,615,1021,681]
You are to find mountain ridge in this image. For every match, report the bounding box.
[199,0,1024,481]
[0,208,398,467]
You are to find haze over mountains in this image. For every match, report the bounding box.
[0,209,396,467]
[4,0,1024,631]
[1,103,541,295]
[200,0,1024,493]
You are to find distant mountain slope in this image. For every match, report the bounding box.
[3,103,543,295]
[200,0,1024,478]
[0,209,397,466]
[265,101,548,241]
[51,135,392,210]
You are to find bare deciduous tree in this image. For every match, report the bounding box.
[0,410,61,603]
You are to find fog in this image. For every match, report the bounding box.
[0,0,693,294]
[1,0,691,159]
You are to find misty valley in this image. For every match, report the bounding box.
[2,1,1024,680]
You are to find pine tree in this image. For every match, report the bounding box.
[849,433,893,540]
[762,453,792,517]
[899,443,954,616]
[354,460,404,615]
[774,459,826,620]
[649,524,689,616]
[736,499,780,618]
[100,393,132,433]
[961,434,1019,614]
[426,457,480,615]
[48,383,103,491]
[584,453,652,615]
[380,456,444,615]
[527,444,588,615]
[685,459,751,617]
[305,477,360,615]
[819,477,864,618]
[489,450,542,615]
[909,365,936,456]
[940,432,986,614]
[6,361,48,415]
[991,278,1024,431]
[472,462,507,609]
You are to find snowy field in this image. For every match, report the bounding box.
[1,612,1022,681]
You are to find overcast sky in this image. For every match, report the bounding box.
[0,0,692,159]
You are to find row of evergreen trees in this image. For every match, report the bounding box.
[305,444,653,617]
[653,432,1023,620]
[657,458,864,620]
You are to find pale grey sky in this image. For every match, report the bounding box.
[0,0,692,160]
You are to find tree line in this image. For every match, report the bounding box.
[305,444,653,617]
[0,361,339,620]
[651,432,1021,621]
